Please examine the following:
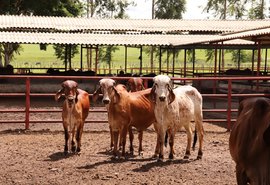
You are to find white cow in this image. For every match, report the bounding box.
[150,75,204,161]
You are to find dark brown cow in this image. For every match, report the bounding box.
[55,80,90,155]
[93,78,156,158]
[229,97,270,185]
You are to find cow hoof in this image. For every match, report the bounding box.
[71,146,76,153]
[197,150,203,160]
[169,153,174,160]
[64,150,68,156]
[183,155,189,159]
[197,154,202,160]
[157,158,164,162]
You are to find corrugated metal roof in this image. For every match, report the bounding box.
[171,27,270,46]
[1,15,270,33]
[0,31,254,46]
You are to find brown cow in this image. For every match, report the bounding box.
[229,97,270,185]
[126,77,144,92]
[93,78,156,158]
[55,80,90,155]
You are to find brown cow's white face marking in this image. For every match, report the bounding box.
[153,75,172,103]
[63,81,78,108]
[127,78,144,92]
[99,78,116,105]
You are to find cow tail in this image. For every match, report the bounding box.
[192,129,197,150]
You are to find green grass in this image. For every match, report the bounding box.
[11,44,265,75]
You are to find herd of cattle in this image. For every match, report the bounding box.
[54,74,270,185]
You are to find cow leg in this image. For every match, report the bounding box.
[236,164,248,185]
[128,126,134,155]
[64,127,69,155]
[167,128,175,160]
[76,122,83,153]
[121,126,128,158]
[152,124,160,158]
[109,125,114,151]
[138,130,143,156]
[158,128,166,161]
[71,127,77,153]
[184,124,192,159]
[112,130,120,159]
[195,120,204,159]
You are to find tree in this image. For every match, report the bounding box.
[144,0,186,72]
[154,0,186,19]
[83,0,134,73]
[203,0,266,71]
[0,0,83,67]
[204,0,266,20]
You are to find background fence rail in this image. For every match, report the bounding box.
[1,75,270,130]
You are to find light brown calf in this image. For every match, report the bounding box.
[93,78,156,158]
[55,80,90,155]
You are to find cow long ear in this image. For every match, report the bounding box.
[168,86,175,104]
[112,86,121,104]
[263,125,270,146]
[150,84,156,104]
[92,87,101,103]
[75,89,79,103]
[55,88,63,102]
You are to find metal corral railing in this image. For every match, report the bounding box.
[1,75,270,130]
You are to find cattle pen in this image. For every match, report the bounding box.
[1,75,270,130]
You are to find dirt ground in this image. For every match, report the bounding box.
[0,97,237,185]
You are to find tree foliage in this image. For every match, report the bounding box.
[154,0,186,19]
[84,0,134,71]
[144,0,186,68]
[203,0,265,69]
[204,0,265,19]
[0,0,83,67]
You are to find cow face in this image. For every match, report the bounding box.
[55,80,79,108]
[126,78,144,92]
[93,78,118,105]
[151,75,175,104]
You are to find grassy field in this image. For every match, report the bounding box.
[10,44,262,75]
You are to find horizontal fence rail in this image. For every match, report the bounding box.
[1,75,270,130]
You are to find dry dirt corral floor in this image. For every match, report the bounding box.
[0,98,237,185]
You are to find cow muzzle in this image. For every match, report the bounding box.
[159,96,166,102]
[67,96,75,107]
[102,99,110,105]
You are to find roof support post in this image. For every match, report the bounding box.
[140,46,143,75]
[64,45,68,71]
[125,46,127,73]
[218,48,222,74]
[251,49,255,75]
[256,41,262,91]
[172,48,175,77]
[237,49,241,70]
[166,49,169,74]
[159,46,162,74]
[192,48,195,77]
[95,46,98,74]
[264,48,268,75]
[80,45,83,71]
[214,46,217,76]
[184,49,187,84]
[69,44,72,70]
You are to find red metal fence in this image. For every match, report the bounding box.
[1,75,270,131]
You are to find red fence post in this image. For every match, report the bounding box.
[227,79,232,131]
[25,77,30,129]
